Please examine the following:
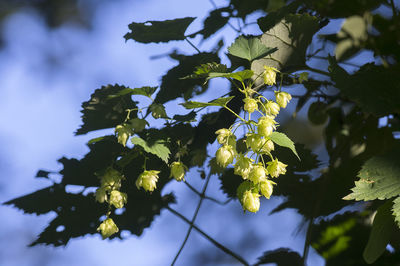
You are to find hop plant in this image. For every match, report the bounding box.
[115,124,133,147]
[242,190,260,213]
[246,133,263,153]
[267,158,287,178]
[129,118,147,132]
[216,144,235,167]
[95,187,108,203]
[259,138,274,153]
[260,180,275,199]
[136,170,160,192]
[257,116,276,137]
[264,101,280,117]
[234,154,253,179]
[243,97,258,113]
[97,218,119,239]
[150,103,167,119]
[263,66,279,86]
[216,128,236,146]
[109,190,128,209]
[249,164,268,184]
[275,91,292,108]
[170,161,187,181]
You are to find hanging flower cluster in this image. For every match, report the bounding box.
[214,66,292,213]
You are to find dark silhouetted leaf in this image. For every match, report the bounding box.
[172,111,197,123]
[219,168,243,199]
[255,248,302,266]
[155,52,220,104]
[124,17,195,43]
[200,7,231,39]
[75,84,138,135]
[35,170,51,179]
[363,201,396,264]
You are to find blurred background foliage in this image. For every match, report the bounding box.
[3,0,400,265]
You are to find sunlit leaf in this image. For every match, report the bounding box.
[131,137,170,163]
[208,70,254,82]
[269,132,299,160]
[181,96,234,109]
[228,35,277,62]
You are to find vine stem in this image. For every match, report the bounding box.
[171,172,212,265]
[167,206,249,265]
[185,37,201,53]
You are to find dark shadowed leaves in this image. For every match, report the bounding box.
[219,168,243,199]
[75,84,138,135]
[200,7,231,39]
[172,111,197,123]
[124,17,195,43]
[329,59,400,115]
[254,248,302,266]
[155,52,220,104]
[181,96,234,109]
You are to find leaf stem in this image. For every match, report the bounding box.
[224,105,247,123]
[167,206,249,265]
[185,37,201,53]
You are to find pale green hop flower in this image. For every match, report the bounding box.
[97,218,119,239]
[215,128,236,146]
[234,154,253,179]
[249,164,268,184]
[243,97,258,113]
[275,91,292,108]
[260,180,276,199]
[265,101,280,116]
[259,138,274,153]
[267,158,287,178]
[115,124,132,147]
[216,145,235,168]
[246,133,263,153]
[170,161,187,181]
[242,190,260,213]
[95,187,108,203]
[257,116,276,137]
[100,168,123,190]
[263,66,279,86]
[136,170,160,192]
[109,190,128,209]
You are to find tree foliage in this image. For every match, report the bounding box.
[4,0,400,265]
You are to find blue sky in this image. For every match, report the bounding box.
[0,1,334,265]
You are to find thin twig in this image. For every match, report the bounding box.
[185,37,201,53]
[171,173,212,265]
[167,206,249,265]
[390,0,398,18]
[184,181,232,205]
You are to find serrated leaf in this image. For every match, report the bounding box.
[208,70,254,82]
[181,62,228,80]
[255,248,302,266]
[180,96,234,109]
[200,7,231,39]
[228,35,277,62]
[344,149,400,201]
[392,197,400,227]
[363,201,396,264]
[124,17,196,43]
[131,137,170,163]
[269,131,299,160]
[75,84,138,135]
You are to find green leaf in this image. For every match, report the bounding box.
[392,197,400,227]
[107,86,157,99]
[124,17,196,43]
[344,148,400,201]
[228,35,277,62]
[180,96,234,109]
[363,201,396,264]
[181,62,228,80]
[269,132,299,160]
[75,84,138,135]
[208,70,254,82]
[131,137,170,163]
